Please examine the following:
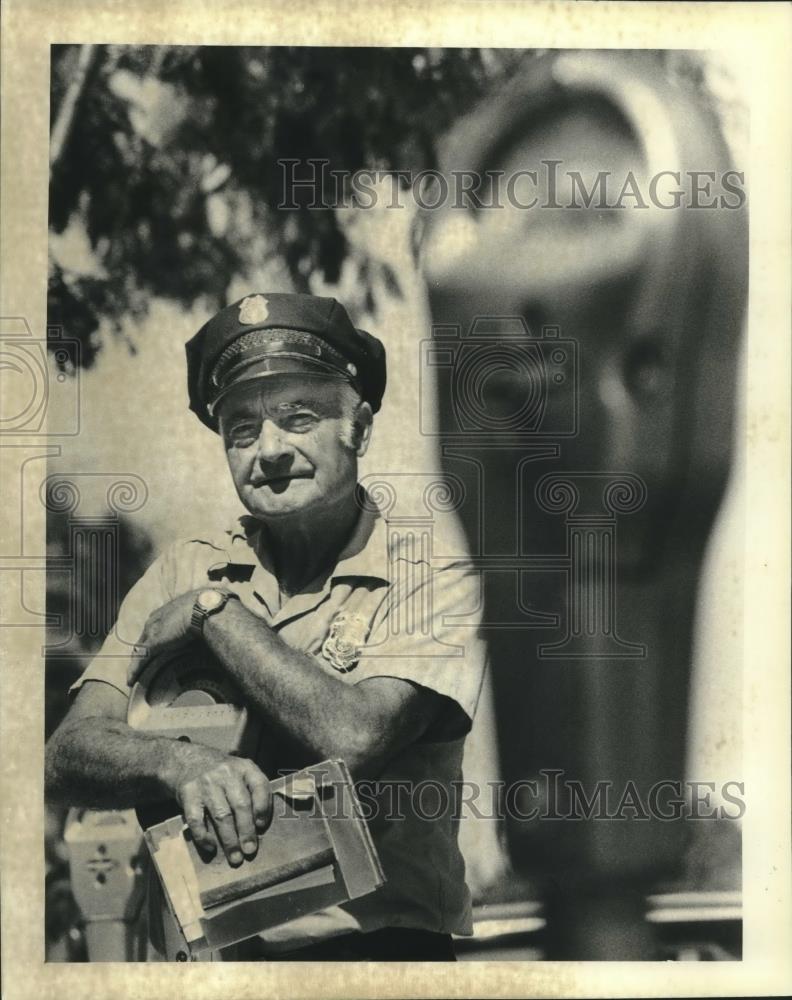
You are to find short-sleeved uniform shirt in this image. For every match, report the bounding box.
[70,495,487,952]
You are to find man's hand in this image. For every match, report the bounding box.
[127,589,206,686]
[164,742,273,865]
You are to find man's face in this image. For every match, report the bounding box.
[218,375,368,522]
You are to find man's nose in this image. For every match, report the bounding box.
[256,418,291,463]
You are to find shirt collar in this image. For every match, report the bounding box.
[330,502,391,583]
[218,489,393,585]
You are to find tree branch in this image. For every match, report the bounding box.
[50,44,99,174]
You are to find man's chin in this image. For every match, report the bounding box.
[242,487,316,520]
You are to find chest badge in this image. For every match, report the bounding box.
[322,612,369,673]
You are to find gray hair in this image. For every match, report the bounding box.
[338,382,366,450]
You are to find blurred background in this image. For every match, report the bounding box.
[44,45,746,960]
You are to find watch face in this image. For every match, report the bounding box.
[198,589,225,611]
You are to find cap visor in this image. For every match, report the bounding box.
[208,356,350,416]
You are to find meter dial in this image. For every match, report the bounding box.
[127,643,245,728]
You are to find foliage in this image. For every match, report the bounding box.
[48,45,527,367]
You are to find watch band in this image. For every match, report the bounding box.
[190,589,237,637]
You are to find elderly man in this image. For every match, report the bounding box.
[45,292,486,961]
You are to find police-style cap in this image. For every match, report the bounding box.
[185,293,387,431]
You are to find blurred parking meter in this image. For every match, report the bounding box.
[421,51,747,958]
[64,808,147,961]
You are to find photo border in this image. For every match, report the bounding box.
[1,1,789,997]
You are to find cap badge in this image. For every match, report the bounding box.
[321,611,369,673]
[238,295,270,326]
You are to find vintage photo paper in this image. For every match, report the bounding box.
[1,1,790,998]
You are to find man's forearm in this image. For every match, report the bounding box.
[204,601,374,769]
[45,717,187,809]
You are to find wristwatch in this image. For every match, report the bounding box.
[190,589,237,637]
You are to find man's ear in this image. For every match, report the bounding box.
[354,402,374,457]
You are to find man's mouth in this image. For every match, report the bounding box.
[252,472,312,489]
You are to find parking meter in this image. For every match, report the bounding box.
[421,50,747,957]
[127,642,262,759]
[64,808,147,961]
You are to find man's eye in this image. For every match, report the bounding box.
[229,424,258,444]
[282,412,318,432]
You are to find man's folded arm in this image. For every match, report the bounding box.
[201,601,447,779]
[44,680,235,811]
[201,562,486,778]
[45,679,179,808]
[45,679,273,862]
